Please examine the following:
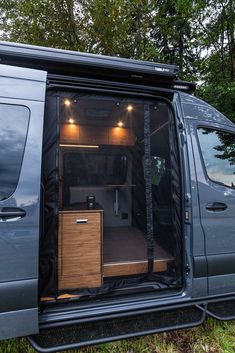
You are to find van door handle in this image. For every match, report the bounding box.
[206,202,228,212]
[0,207,26,221]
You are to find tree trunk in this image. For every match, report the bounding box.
[227,0,235,81]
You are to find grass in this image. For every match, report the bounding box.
[0,319,235,353]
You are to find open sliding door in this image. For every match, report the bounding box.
[40,92,182,299]
[0,64,46,339]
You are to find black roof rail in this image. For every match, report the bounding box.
[0,41,195,94]
[0,41,178,75]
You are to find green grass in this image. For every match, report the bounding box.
[0,319,235,353]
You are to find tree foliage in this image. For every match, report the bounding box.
[0,0,234,121]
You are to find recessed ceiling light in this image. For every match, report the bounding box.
[64,99,71,106]
[117,121,124,127]
[127,105,133,112]
[60,144,99,149]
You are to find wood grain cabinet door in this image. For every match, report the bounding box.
[58,212,102,289]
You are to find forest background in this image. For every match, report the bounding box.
[0,0,234,121]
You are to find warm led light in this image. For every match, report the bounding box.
[68,118,75,124]
[127,104,133,112]
[60,144,99,148]
[64,99,71,106]
[117,121,124,127]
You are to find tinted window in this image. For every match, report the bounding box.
[183,103,229,125]
[0,104,29,200]
[197,127,235,188]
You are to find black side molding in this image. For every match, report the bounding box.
[208,253,235,276]
[194,253,235,278]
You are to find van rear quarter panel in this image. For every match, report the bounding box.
[0,64,46,339]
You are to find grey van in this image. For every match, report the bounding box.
[0,41,234,352]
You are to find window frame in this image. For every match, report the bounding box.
[196,124,235,190]
[0,103,30,201]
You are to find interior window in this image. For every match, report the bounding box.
[197,127,235,188]
[0,104,29,200]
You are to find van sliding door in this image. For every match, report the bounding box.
[0,65,46,339]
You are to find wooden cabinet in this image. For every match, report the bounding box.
[79,126,108,145]
[108,127,135,145]
[58,210,103,290]
[60,124,135,146]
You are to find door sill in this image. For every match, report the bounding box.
[39,287,185,328]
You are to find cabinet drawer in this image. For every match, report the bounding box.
[59,242,101,276]
[60,212,101,243]
[58,211,103,290]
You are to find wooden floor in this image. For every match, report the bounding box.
[103,226,174,277]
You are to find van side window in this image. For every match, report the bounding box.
[0,104,29,200]
[197,127,235,188]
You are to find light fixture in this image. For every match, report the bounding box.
[127,104,133,112]
[60,144,99,149]
[64,99,71,106]
[117,121,124,127]
[68,118,75,124]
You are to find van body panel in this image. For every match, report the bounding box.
[192,278,208,297]
[0,65,46,339]
[0,308,38,340]
[0,64,46,101]
[208,274,235,295]
[0,279,37,312]
[184,102,235,295]
[0,63,47,82]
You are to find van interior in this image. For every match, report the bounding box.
[39,92,183,302]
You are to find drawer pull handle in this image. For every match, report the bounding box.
[76,219,88,224]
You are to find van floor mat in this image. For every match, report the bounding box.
[28,305,205,353]
[103,226,171,263]
[207,299,235,320]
